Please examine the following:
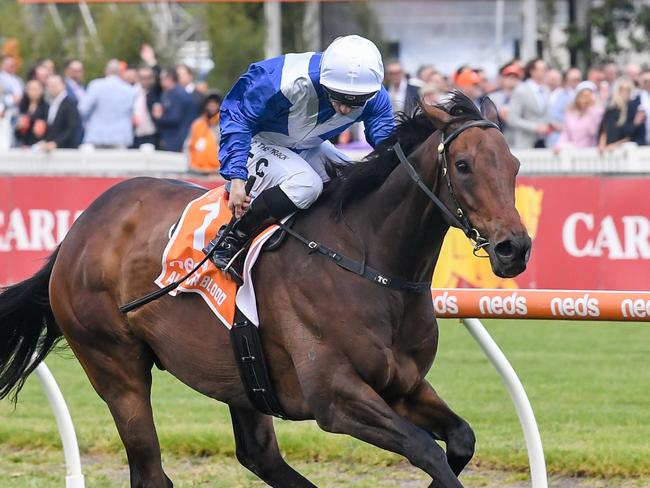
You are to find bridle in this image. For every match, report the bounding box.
[393,118,500,257]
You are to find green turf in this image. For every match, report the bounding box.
[1,319,649,484]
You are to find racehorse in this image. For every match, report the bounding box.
[0,92,530,488]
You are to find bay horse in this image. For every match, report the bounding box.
[0,92,530,487]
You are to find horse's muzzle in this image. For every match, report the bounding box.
[491,233,532,278]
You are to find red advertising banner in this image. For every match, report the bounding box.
[432,176,650,291]
[0,176,126,285]
[1,175,649,290]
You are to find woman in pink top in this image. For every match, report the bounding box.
[555,81,604,150]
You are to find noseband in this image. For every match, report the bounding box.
[393,118,500,256]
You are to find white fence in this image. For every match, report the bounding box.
[0,147,187,176]
[1,144,650,177]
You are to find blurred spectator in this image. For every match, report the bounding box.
[0,96,10,150]
[455,68,482,105]
[598,77,646,151]
[0,55,24,116]
[385,59,419,114]
[490,63,523,146]
[546,67,583,147]
[419,83,441,106]
[603,61,620,86]
[63,59,86,105]
[475,68,495,96]
[429,72,449,93]
[153,67,194,152]
[555,81,603,151]
[176,63,202,119]
[195,81,209,95]
[43,74,80,150]
[187,91,222,174]
[626,63,642,88]
[587,65,605,85]
[602,61,620,100]
[411,64,435,88]
[27,60,52,86]
[41,59,55,77]
[544,69,562,93]
[639,69,650,145]
[508,58,552,148]
[132,65,160,148]
[122,65,138,86]
[79,59,136,148]
[14,79,48,147]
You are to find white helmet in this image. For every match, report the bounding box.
[320,35,384,104]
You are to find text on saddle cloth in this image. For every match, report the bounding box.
[154,186,280,329]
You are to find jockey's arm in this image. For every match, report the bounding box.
[218,65,280,183]
[361,87,397,147]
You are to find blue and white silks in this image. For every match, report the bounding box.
[219,52,396,181]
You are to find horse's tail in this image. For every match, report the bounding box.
[0,248,62,401]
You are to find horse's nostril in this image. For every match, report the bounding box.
[495,240,515,258]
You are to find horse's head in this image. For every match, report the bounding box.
[421,95,531,278]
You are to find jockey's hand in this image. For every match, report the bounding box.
[228,179,251,218]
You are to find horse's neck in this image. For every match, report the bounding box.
[350,133,450,282]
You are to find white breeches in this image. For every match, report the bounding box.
[246,136,351,209]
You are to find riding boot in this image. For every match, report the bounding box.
[204,186,299,284]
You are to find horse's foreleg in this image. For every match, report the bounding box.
[392,381,475,476]
[228,406,315,487]
[304,370,463,488]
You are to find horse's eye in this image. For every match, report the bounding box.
[455,160,471,174]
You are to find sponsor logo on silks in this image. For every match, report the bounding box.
[432,291,459,315]
[478,292,528,316]
[621,298,650,319]
[550,294,600,318]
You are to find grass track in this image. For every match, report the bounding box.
[1,319,649,485]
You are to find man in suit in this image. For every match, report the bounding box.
[385,59,420,115]
[176,63,203,119]
[507,58,553,148]
[63,59,86,106]
[43,74,81,150]
[152,68,194,152]
[79,59,136,148]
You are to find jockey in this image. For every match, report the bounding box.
[204,35,396,281]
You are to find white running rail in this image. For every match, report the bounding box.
[462,318,547,488]
[34,362,85,488]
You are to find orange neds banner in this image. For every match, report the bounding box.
[431,289,650,321]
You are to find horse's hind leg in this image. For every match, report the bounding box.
[393,380,475,476]
[229,406,315,487]
[56,304,172,487]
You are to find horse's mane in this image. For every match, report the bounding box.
[325,90,484,218]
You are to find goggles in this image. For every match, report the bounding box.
[323,86,377,107]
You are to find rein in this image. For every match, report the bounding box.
[393,118,500,257]
[276,221,431,293]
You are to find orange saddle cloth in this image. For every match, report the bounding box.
[155,186,280,329]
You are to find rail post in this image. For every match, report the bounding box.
[462,318,547,488]
[34,362,85,488]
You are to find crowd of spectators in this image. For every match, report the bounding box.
[374,57,649,152]
[2,44,650,174]
[0,44,221,173]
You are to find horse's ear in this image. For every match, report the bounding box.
[419,101,452,130]
[480,97,499,125]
